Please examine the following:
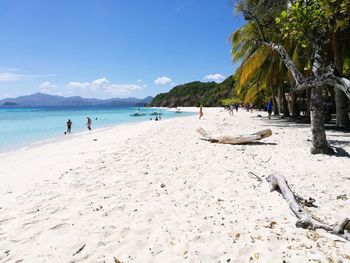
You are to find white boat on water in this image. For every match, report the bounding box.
[149,112,162,116]
[130,111,147,117]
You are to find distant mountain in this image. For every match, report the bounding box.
[0,93,153,107]
[150,76,235,107]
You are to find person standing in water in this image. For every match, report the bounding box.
[199,104,204,120]
[86,117,92,130]
[66,119,72,134]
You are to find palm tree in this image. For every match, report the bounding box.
[230,22,293,114]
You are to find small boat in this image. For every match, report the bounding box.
[130,112,147,117]
[149,112,163,116]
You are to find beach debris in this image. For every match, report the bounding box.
[93,139,98,141]
[269,221,277,229]
[49,223,66,230]
[228,232,240,240]
[248,171,263,182]
[196,127,272,145]
[113,257,122,263]
[264,156,272,163]
[295,196,318,208]
[160,183,166,188]
[306,230,321,241]
[73,244,86,256]
[267,172,350,241]
[93,205,103,212]
[337,194,348,200]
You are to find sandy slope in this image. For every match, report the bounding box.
[0,107,349,263]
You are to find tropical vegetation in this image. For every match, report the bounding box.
[231,0,350,154]
[150,76,235,107]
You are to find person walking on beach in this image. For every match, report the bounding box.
[229,104,234,116]
[86,117,92,130]
[66,119,72,134]
[199,104,204,120]
[267,99,273,119]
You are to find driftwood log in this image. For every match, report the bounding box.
[267,173,350,241]
[196,128,272,144]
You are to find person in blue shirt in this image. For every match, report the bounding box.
[267,99,273,119]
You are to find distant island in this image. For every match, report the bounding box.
[150,75,235,107]
[0,93,153,107]
[2,102,19,106]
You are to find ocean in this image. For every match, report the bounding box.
[0,106,192,152]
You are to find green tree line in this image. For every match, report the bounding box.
[150,76,236,107]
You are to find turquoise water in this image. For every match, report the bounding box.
[0,106,192,152]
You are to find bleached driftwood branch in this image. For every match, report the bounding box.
[196,128,272,144]
[267,172,350,241]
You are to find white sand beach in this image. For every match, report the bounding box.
[0,108,349,262]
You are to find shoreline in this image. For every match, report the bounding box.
[0,107,349,262]
[0,106,197,157]
[0,107,198,194]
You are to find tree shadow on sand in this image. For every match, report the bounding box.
[257,116,311,129]
[241,141,277,146]
[255,115,350,157]
[332,147,350,158]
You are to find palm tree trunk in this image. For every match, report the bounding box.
[282,86,290,117]
[277,85,282,113]
[334,30,350,129]
[309,47,333,154]
[335,90,350,128]
[291,93,300,118]
[305,89,311,118]
[310,88,333,154]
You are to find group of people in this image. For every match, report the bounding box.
[150,115,162,121]
[65,117,92,134]
[224,100,273,119]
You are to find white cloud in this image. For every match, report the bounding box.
[0,70,55,82]
[204,73,226,83]
[67,81,90,89]
[39,81,56,90]
[0,66,19,72]
[67,78,142,95]
[0,72,22,81]
[0,94,11,99]
[154,76,172,85]
[39,81,61,95]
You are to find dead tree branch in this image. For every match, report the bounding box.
[267,172,350,241]
[196,128,272,145]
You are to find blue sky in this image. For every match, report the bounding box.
[0,0,245,99]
